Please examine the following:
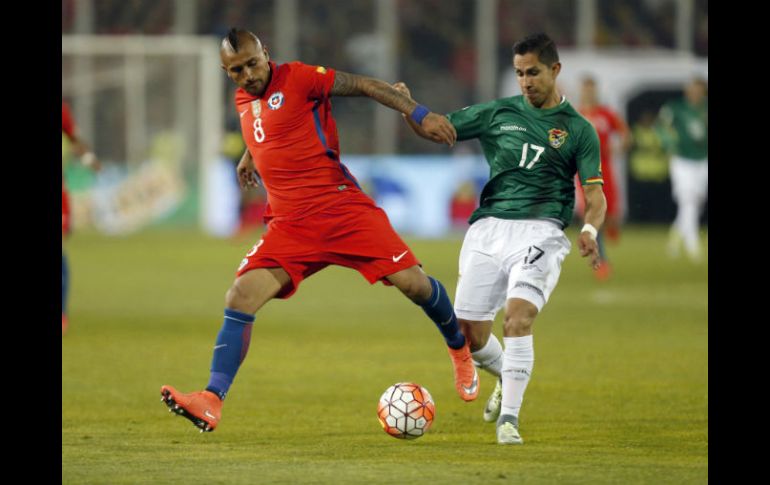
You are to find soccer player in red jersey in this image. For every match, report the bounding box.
[161,29,478,432]
[575,76,630,280]
[61,102,100,334]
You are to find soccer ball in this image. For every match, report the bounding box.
[377,382,435,439]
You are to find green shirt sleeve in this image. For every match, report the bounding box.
[446,102,494,141]
[656,103,678,153]
[576,123,603,186]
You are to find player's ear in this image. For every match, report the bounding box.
[263,46,270,62]
[551,62,562,78]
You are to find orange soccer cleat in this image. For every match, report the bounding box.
[160,385,222,432]
[447,341,479,401]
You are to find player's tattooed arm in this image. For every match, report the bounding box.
[330,71,456,146]
[331,71,416,114]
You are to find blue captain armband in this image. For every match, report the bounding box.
[410,105,430,125]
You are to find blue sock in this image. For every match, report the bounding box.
[62,252,69,316]
[420,277,466,349]
[206,309,255,400]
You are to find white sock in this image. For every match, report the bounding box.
[500,335,534,419]
[471,334,503,377]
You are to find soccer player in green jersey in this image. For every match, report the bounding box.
[658,77,708,262]
[395,33,606,445]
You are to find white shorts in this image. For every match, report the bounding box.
[670,156,708,202]
[454,217,571,320]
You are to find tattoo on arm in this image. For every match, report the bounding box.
[331,70,417,115]
[330,71,364,96]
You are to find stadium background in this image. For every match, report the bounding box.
[61,1,708,483]
[62,0,707,237]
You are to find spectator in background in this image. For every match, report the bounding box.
[576,75,631,280]
[450,180,478,230]
[62,102,101,335]
[658,77,708,262]
[629,110,668,183]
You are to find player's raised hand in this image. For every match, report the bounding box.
[577,231,601,270]
[421,113,457,147]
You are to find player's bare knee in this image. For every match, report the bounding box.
[225,281,255,312]
[503,307,537,336]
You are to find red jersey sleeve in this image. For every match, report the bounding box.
[286,62,336,101]
[608,108,626,134]
[62,102,76,140]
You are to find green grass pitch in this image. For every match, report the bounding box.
[62,226,707,484]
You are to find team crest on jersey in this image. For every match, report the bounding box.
[316,66,327,74]
[548,128,568,149]
[267,92,285,110]
[250,100,262,118]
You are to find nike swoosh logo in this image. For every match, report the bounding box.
[462,369,479,395]
[214,344,228,350]
[392,250,408,262]
[239,109,248,118]
[204,410,217,419]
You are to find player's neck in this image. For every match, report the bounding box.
[540,91,563,110]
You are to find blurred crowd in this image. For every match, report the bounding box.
[63,0,707,155]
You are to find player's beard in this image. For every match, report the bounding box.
[245,81,263,96]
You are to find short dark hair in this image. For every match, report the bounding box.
[513,33,559,67]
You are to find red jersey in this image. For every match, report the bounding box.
[62,102,76,140]
[236,61,362,222]
[579,105,625,175]
[62,102,76,233]
[577,105,626,217]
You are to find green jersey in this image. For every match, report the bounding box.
[658,98,708,160]
[447,95,602,228]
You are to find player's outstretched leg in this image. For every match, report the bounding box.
[160,308,254,432]
[423,276,479,401]
[160,268,288,431]
[389,268,479,401]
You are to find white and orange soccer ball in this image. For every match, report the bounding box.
[377,382,435,439]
